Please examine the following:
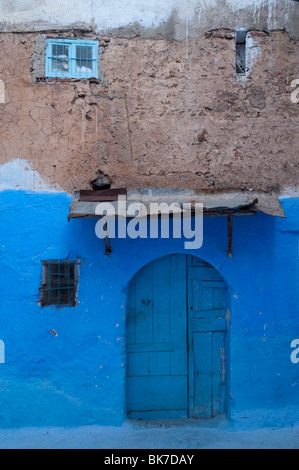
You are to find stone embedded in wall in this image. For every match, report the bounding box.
[205,30,234,40]
[197,128,208,143]
[248,87,266,109]
[31,34,47,82]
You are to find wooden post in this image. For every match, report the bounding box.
[103,221,112,256]
[227,215,233,258]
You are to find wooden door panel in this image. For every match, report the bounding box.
[212,331,226,416]
[187,256,227,419]
[127,376,188,414]
[126,255,188,419]
[152,257,170,343]
[170,347,188,376]
[169,255,188,347]
[134,262,153,344]
[190,279,226,315]
[191,317,227,332]
[192,331,213,418]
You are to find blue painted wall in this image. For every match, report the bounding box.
[0,189,298,428]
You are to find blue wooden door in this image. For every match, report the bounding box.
[126,255,227,419]
[126,254,188,419]
[187,256,227,418]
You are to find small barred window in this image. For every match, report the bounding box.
[45,38,99,79]
[39,260,79,307]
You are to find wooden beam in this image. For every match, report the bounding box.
[105,236,112,256]
[203,209,257,217]
[68,207,258,220]
[79,188,127,202]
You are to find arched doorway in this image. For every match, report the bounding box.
[126,254,228,420]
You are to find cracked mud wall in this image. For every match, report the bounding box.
[0,30,298,194]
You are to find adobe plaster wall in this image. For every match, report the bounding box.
[0,29,298,194]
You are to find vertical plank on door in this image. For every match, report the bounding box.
[127,277,136,343]
[135,262,153,344]
[127,255,188,419]
[187,255,227,419]
[192,331,213,418]
[212,331,226,416]
[169,255,187,377]
[152,256,170,344]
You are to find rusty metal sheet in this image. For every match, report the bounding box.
[68,189,285,219]
[79,188,127,202]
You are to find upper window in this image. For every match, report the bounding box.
[235,30,247,76]
[45,39,99,79]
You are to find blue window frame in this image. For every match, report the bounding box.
[45,38,99,79]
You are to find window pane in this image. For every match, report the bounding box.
[75,45,93,74]
[51,44,70,73]
[236,43,246,74]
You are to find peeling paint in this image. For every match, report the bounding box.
[0,159,63,192]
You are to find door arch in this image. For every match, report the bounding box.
[126,254,228,420]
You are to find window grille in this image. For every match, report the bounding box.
[45,39,99,79]
[39,260,79,307]
[235,31,247,75]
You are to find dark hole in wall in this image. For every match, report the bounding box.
[235,30,247,75]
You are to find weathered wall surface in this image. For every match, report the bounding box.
[0,189,298,427]
[0,30,298,194]
[0,0,298,39]
[0,1,298,429]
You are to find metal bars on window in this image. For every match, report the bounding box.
[39,260,78,307]
[46,39,99,79]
